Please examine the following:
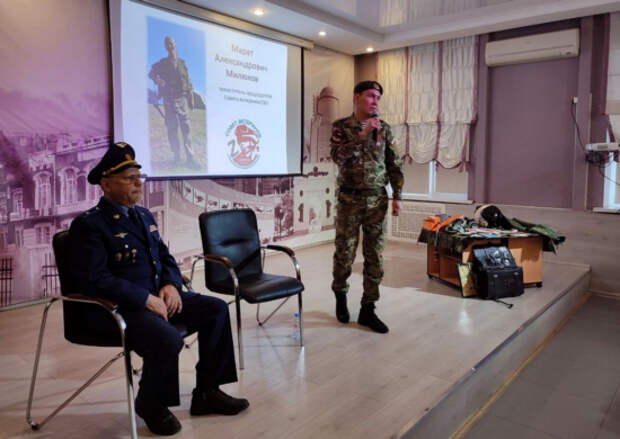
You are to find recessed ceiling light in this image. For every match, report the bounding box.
[366,47,374,52]
[253,8,265,16]
[318,31,326,37]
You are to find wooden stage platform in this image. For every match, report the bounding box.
[0,241,590,439]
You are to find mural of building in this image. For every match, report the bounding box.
[0,132,109,305]
[293,164,334,236]
[308,86,340,163]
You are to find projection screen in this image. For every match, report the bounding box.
[109,0,303,178]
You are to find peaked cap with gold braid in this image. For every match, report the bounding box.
[87,142,142,185]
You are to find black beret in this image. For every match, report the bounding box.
[87,142,142,185]
[353,80,383,95]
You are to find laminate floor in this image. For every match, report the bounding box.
[465,295,620,439]
[0,241,589,439]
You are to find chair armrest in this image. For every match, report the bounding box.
[263,244,295,257]
[195,253,235,269]
[62,294,119,312]
[59,294,128,336]
[261,245,301,281]
[192,253,240,294]
[190,253,236,286]
[181,274,194,292]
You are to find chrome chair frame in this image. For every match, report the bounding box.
[190,244,303,370]
[26,294,139,439]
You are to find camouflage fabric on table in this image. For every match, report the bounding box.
[418,218,565,253]
[506,218,566,252]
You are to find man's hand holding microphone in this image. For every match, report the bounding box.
[359,111,381,141]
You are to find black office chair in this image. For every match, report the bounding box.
[26,231,193,439]
[192,209,304,370]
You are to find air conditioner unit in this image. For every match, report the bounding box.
[486,28,580,67]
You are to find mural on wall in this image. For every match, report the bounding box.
[0,0,112,306]
[0,1,354,308]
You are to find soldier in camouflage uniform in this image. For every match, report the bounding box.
[149,36,197,167]
[330,80,404,333]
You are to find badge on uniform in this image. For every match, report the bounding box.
[114,232,128,238]
[149,225,157,232]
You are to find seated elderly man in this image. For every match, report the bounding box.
[69,142,248,436]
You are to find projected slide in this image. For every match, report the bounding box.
[110,0,302,178]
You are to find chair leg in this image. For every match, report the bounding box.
[26,299,128,432]
[255,296,291,326]
[26,298,55,430]
[235,295,244,370]
[297,292,304,347]
[122,348,138,439]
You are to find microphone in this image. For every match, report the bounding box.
[370,111,379,141]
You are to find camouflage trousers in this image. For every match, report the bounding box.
[332,191,388,305]
[164,97,194,161]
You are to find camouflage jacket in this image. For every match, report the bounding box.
[330,114,404,199]
[149,56,193,102]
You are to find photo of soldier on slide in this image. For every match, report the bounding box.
[147,18,206,174]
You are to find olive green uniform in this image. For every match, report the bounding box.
[149,56,195,162]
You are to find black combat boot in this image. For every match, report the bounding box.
[334,292,350,323]
[357,303,389,333]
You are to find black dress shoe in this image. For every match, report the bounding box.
[190,387,249,416]
[357,303,389,334]
[334,292,350,323]
[135,397,181,436]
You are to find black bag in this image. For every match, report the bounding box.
[472,246,524,300]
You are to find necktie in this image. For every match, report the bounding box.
[128,207,142,230]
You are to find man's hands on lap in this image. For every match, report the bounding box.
[145,284,182,320]
[146,295,169,321]
[159,284,183,317]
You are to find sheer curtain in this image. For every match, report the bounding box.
[378,48,409,162]
[407,41,441,164]
[378,36,478,169]
[437,36,478,168]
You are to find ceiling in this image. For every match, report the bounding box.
[185,0,620,54]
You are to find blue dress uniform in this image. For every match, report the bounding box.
[69,196,238,407]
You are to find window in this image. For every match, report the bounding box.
[399,161,468,200]
[34,172,52,210]
[77,175,87,201]
[88,182,102,201]
[62,169,77,204]
[12,189,23,213]
[15,227,23,248]
[35,224,52,245]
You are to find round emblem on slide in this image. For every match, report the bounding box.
[225,119,261,168]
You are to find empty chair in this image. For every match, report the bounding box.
[194,208,304,369]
